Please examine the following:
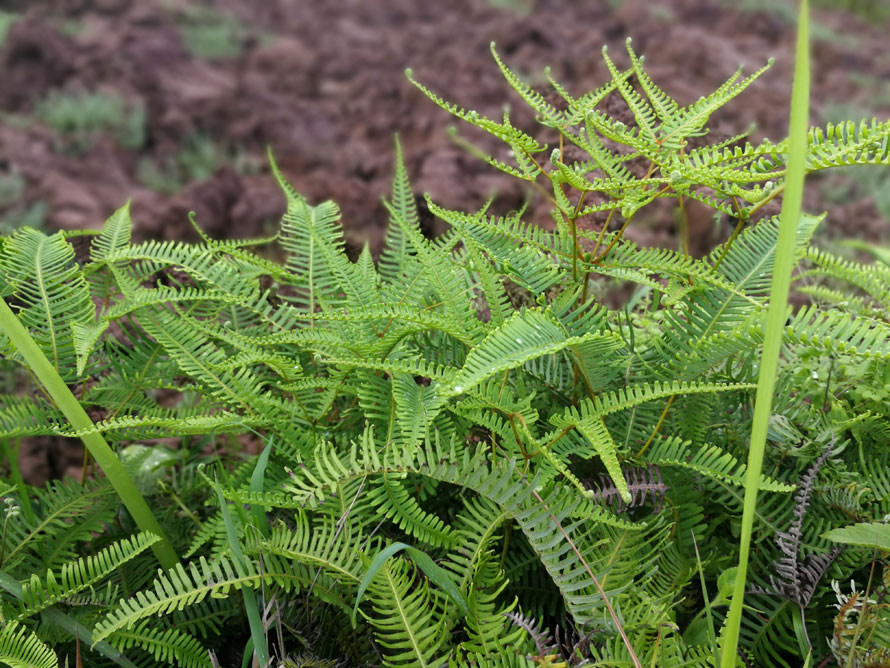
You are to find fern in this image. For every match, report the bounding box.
[0,622,57,668]
[0,27,886,668]
[19,532,160,616]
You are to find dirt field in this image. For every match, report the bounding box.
[1,0,888,482]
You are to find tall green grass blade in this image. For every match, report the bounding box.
[720,1,810,665]
[249,440,273,538]
[0,298,177,569]
[216,481,269,667]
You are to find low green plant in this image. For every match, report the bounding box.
[176,7,248,61]
[0,169,44,237]
[0,11,18,48]
[726,0,858,46]
[34,89,146,154]
[814,0,890,22]
[0,173,23,211]
[0,202,45,237]
[0,7,889,667]
[138,133,246,194]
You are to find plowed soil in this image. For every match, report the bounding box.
[1,0,888,483]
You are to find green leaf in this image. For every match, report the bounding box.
[822,522,890,551]
[216,481,268,668]
[353,542,469,624]
[721,1,811,665]
[249,439,273,537]
[442,308,613,400]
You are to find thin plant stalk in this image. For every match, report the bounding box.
[0,297,178,570]
[720,0,810,665]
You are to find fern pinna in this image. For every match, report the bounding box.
[0,38,888,668]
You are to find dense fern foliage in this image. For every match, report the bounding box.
[0,39,889,668]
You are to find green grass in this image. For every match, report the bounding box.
[137,133,258,194]
[34,90,146,154]
[484,0,536,14]
[177,7,247,60]
[0,170,44,236]
[0,11,18,47]
[0,172,24,210]
[726,0,856,46]
[0,290,178,569]
[721,0,810,663]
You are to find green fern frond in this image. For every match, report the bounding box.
[107,621,211,668]
[646,436,795,493]
[405,72,543,182]
[799,246,890,310]
[2,479,114,573]
[379,137,418,285]
[363,557,449,668]
[366,474,457,548]
[442,309,615,400]
[20,532,160,617]
[90,202,132,263]
[94,551,341,644]
[489,43,565,128]
[461,554,525,657]
[0,228,94,380]
[0,622,57,668]
[660,57,775,147]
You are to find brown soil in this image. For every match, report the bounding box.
[1,0,888,483]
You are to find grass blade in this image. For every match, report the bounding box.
[216,481,269,668]
[720,0,810,665]
[352,541,469,625]
[249,440,273,538]
[0,297,177,569]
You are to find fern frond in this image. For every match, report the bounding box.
[0,228,94,379]
[647,436,795,493]
[366,474,457,549]
[461,555,524,657]
[442,309,616,400]
[379,137,419,285]
[799,246,890,310]
[660,57,775,147]
[90,202,132,263]
[93,552,338,643]
[489,43,565,128]
[20,532,160,617]
[363,557,449,668]
[0,622,57,668]
[107,621,211,668]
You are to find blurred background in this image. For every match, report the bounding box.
[0,0,888,480]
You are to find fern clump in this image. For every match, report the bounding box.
[0,35,887,668]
